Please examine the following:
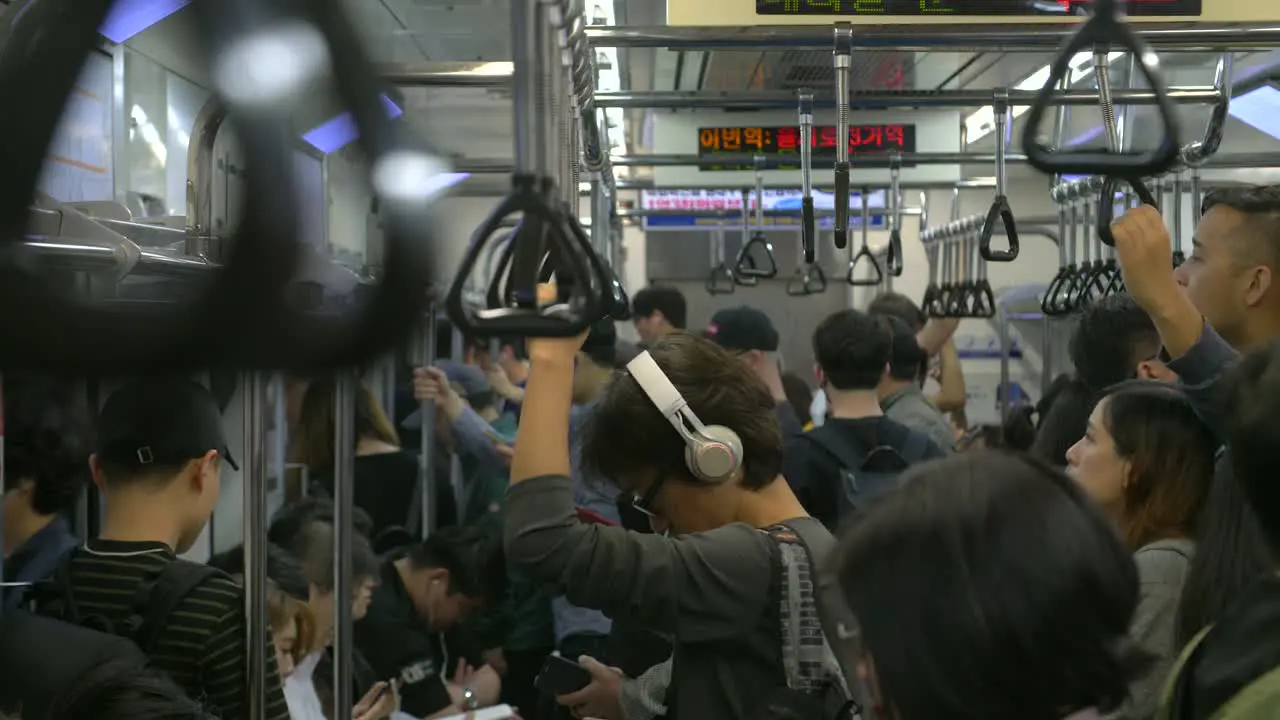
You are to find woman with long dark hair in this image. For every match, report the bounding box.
[1066,381,1215,717]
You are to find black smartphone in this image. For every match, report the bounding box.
[535,654,593,697]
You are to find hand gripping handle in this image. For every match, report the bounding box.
[1097,176,1158,247]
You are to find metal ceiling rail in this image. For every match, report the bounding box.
[377,64,514,88]
[605,151,1280,168]
[594,87,1221,110]
[583,24,1280,51]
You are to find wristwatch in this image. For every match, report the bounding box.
[462,687,479,711]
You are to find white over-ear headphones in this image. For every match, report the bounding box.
[625,350,743,482]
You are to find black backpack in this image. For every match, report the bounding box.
[802,423,931,524]
[0,553,222,718]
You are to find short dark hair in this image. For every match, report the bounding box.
[268,498,374,545]
[1070,294,1160,394]
[581,332,783,491]
[780,372,814,427]
[1030,375,1095,467]
[46,659,216,720]
[1200,185,1280,269]
[1100,381,1215,551]
[812,309,890,391]
[1224,340,1280,556]
[867,291,926,333]
[631,286,687,329]
[582,319,618,368]
[836,452,1150,719]
[207,543,312,601]
[2,373,92,515]
[270,515,379,593]
[875,313,927,382]
[406,525,507,602]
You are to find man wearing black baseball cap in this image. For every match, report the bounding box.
[45,377,292,720]
[705,306,804,436]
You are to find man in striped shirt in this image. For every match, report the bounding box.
[40,378,290,720]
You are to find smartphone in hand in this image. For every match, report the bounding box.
[534,654,592,697]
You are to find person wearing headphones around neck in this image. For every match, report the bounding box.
[502,296,852,720]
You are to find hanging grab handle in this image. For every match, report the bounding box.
[980,92,1019,263]
[885,152,904,277]
[735,159,778,278]
[447,175,601,337]
[832,25,853,250]
[1020,0,1181,177]
[706,265,736,295]
[805,263,828,294]
[846,246,884,287]
[798,91,817,263]
[786,269,811,297]
[1097,176,1158,247]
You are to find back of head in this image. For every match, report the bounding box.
[269,497,375,545]
[1030,375,1095,466]
[1224,340,1280,555]
[630,285,687,329]
[2,373,92,515]
[812,309,890,391]
[836,452,1145,719]
[46,659,214,720]
[874,313,927,383]
[867,292,926,333]
[406,524,507,602]
[780,372,814,427]
[1100,380,1215,550]
[271,512,380,594]
[208,542,312,600]
[1069,294,1161,394]
[581,332,783,491]
[292,379,400,473]
[582,318,619,368]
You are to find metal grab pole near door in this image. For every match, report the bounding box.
[332,372,357,720]
[242,372,269,720]
[418,309,438,538]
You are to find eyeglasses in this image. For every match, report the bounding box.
[630,475,667,517]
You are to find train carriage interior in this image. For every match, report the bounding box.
[3,0,1280,718]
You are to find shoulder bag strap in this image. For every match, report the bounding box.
[132,563,224,653]
[781,521,856,704]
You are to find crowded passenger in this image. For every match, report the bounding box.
[835,452,1150,719]
[780,371,815,431]
[289,377,424,541]
[783,309,945,530]
[873,314,955,452]
[704,306,805,435]
[629,285,687,345]
[36,377,290,720]
[354,525,508,718]
[1,373,91,611]
[505,319,851,720]
[1065,381,1215,717]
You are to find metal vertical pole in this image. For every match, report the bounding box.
[332,372,357,720]
[419,310,438,538]
[0,375,5,618]
[449,328,465,520]
[590,177,605,254]
[512,0,542,176]
[540,1,560,183]
[242,372,269,720]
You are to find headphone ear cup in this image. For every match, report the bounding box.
[684,424,743,482]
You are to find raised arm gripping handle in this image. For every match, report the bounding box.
[846,246,884,287]
[979,195,1020,262]
[446,175,600,337]
[1097,176,1158,247]
[1020,0,1181,177]
[802,197,816,263]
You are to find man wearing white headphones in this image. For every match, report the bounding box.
[502,322,853,720]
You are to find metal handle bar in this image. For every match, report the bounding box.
[832,25,852,250]
[980,92,1019,263]
[885,153,904,277]
[799,91,816,263]
[1021,0,1182,177]
[1182,52,1233,168]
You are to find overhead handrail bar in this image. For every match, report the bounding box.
[1181,51,1234,167]
[832,24,853,251]
[588,86,1223,109]
[799,90,816,264]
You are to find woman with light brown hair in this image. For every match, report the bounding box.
[287,377,423,541]
[1065,380,1216,718]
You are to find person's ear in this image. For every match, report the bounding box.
[193,450,220,492]
[813,363,825,386]
[1245,264,1273,308]
[88,453,107,492]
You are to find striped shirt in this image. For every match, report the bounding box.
[39,539,291,720]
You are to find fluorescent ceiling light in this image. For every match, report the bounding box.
[965,51,1123,144]
[1227,85,1280,141]
[99,0,193,44]
[301,95,404,155]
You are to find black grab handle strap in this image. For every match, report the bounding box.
[979,195,1020,263]
[801,197,816,264]
[1020,0,1181,178]
[833,164,850,250]
[846,246,883,287]
[1097,176,1158,247]
[886,229,904,277]
[734,232,779,279]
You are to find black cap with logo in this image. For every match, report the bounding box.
[706,306,780,352]
[96,378,238,471]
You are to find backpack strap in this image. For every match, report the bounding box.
[802,425,868,474]
[899,430,932,464]
[126,562,224,654]
[781,520,859,711]
[1156,624,1213,720]
[34,549,84,623]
